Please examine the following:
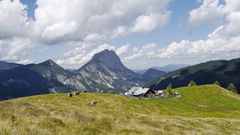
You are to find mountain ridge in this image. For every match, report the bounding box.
[76,50,143,92]
[0,61,22,71]
[142,68,166,82]
[133,64,188,74]
[1,50,240,100]
[0,50,153,100]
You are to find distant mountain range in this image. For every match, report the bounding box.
[0,50,162,100]
[147,58,240,92]
[152,64,189,72]
[133,64,188,74]
[142,68,166,82]
[1,50,240,100]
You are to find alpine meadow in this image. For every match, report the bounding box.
[0,0,240,135]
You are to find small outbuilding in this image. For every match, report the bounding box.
[125,87,156,98]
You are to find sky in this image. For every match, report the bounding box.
[0,0,240,69]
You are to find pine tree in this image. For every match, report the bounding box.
[227,83,237,93]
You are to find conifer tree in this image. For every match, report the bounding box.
[214,81,220,86]
[227,83,237,93]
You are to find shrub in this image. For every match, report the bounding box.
[165,83,174,96]
[188,80,197,87]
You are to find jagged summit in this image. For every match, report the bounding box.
[90,49,124,70]
[77,49,143,91]
[92,49,116,60]
[36,59,67,72]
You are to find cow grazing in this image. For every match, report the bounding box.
[74,91,80,96]
[90,100,98,107]
[68,93,73,97]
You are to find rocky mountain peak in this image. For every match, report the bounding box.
[90,49,124,70]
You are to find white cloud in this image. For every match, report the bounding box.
[0,0,35,64]
[33,0,172,44]
[124,43,157,61]
[130,13,171,33]
[56,0,240,69]
[116,44,129,55]
[0,0,172,63]
[1,0,239,69]
[122,0,240,68]
[156,37,240,60]
[121,0,240,68]
[83,33,106,43]
[0,38,33,63]
[189,0,240,27]
[189,0,225,27]
[0,0,30,39]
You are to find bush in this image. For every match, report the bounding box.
[188,80,197,87]
[165,83,174,96]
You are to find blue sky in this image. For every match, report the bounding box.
[20,0,36,19]
[0,0,239,69]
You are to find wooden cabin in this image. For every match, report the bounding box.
[125,87,156,98]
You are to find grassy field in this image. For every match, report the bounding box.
[0,85,240,135]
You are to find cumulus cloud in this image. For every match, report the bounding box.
[187,0,240,55]
[0,0,34,63]
[33,0,172,44]
[189,0,225,27]
[0,0,172,64]
[124,44,157,61]
[116,44,129,55]
[130,13,171,33]
[0,0,30,39]
[1,0,239,69]
[123,0,240,68]
[189,0,240,27]
[83,33,106,43]
[0,38,33,63]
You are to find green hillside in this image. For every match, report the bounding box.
[1,85,240,135]
[147,58,240,91]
